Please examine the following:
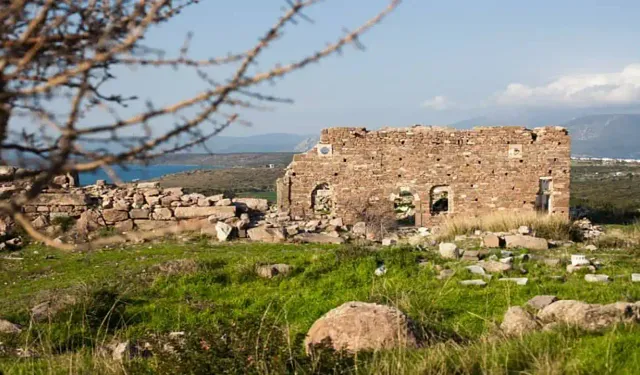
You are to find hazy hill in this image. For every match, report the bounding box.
[561,114,640,158]
[451,113,640,159]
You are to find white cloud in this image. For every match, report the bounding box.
[421,95,452,110]
[494,64,640,107]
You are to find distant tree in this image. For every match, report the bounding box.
[0,0,399,246]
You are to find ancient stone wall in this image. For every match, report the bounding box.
[15,181,270,234]
[277,125,571,226]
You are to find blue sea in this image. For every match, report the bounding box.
[78,164,209,186]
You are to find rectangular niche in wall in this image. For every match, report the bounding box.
[508,144,523,158]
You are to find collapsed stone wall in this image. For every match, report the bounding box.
[277,125,571,226]
[16,181,268,236]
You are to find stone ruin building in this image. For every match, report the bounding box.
[277,125,571,226]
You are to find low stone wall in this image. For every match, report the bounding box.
[19,181,268,235]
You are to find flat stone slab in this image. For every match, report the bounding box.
[526,295,558,311]
[466,265,486,275]
[585,274,610,283]
[499,277,528,286]
[173,206,236,219]
[293,233,345,244]
[504,235,548,250]
[632,273,640,282]
[30,193,90,206]
[459,279,487,286]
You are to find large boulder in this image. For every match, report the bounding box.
[305,302,418,354]
[504,235,548,250]
[537,300,640,331]
[247,226,285,243]
[500,307,541,336]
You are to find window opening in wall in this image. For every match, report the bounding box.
[430,185,450,215]
[536,177,552,214]
[393,187,416,226]
[311,183,333,215]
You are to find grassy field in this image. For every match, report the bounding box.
[157,168,284,201]
[1,238,640,374]
[571,161,640,224]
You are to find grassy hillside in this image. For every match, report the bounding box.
[1,239,640,374]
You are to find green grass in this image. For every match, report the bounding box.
[1,238,640,374]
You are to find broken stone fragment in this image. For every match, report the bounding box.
[247,226,286,243]
[543,258,561,267]
[352,222,367,235]
[438,242,459,259]
[215,198,232,206]
[0,318,22,334]
[526,295,558,311]
[466,265,486,275]
[381,238,397,246]
[584,274,610,283]
[501,306,541,336]
[482,234,501,248]
[102,209,129,223]
[498,277,528,285]
[294,232,345,244]
[256,263,292,278]
[517,226,531,235]
[459,279,487,286]
[477,260,512,273]
[437,269,455,280]
[215,221,233,241]
[374,265,387,276]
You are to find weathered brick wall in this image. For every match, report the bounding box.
[277,125,571,226]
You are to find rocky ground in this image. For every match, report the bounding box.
[1,229,640,373]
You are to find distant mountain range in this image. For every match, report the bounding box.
[72,113,640,159]
[451,113,640,159]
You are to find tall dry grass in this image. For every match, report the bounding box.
[434,211,575,241]
[595,219,640,248]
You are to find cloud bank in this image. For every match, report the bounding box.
[421,95,452,110]
[494,64,640,107]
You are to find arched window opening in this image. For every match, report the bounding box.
[430,186,450,215]
[311,183,333,214]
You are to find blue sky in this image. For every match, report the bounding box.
[113,0,640,136]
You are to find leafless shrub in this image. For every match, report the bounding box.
[0,0,400,248]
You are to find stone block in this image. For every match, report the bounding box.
[102,209,129,223]
[174,206,236,220]
[504,235,548,250]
